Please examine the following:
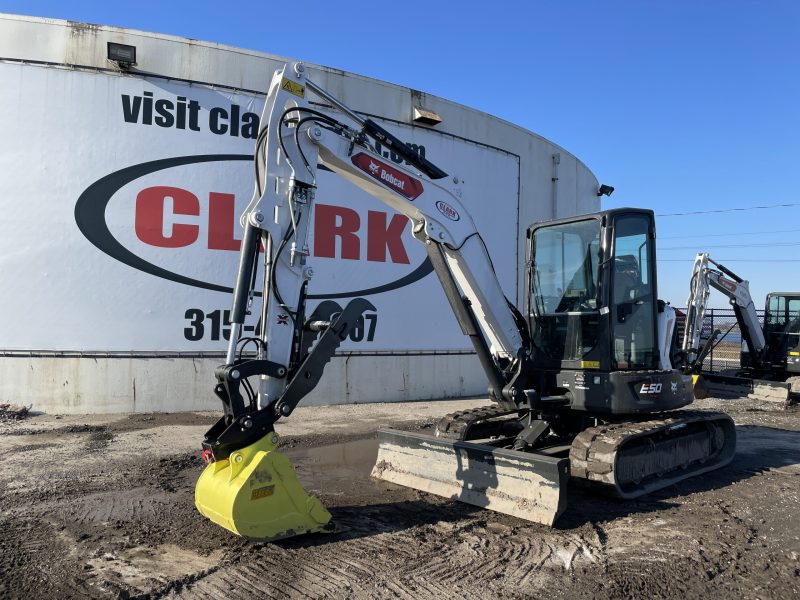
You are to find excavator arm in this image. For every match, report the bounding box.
[195,63,545,539]
[682,252,766,369]
[203,62,531,459]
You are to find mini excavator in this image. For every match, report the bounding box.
[682,252,800,405]
[194,63,736,540]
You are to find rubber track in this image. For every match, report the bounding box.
[434,405,517,440]
[569,410,733,496]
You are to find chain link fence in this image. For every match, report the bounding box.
[675,307,763,373]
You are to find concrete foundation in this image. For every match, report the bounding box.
[0,353,485,414]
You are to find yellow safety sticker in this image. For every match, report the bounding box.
[580,360,600,369]
[250,485,275,500]
[281,78,305,98]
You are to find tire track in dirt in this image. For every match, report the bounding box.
[171,539,486,600]
[398,517,601,594]
[54,488,174,525]
[0,518,109,599]
[170,515,601,599]
[170,553,375,598]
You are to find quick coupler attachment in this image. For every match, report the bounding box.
[195,431,333,540]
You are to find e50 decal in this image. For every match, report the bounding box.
[639,383,662,395]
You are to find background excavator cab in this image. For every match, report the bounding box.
[751,292,800,374]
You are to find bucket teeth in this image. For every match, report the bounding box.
[195,433,333,540]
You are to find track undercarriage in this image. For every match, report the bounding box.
[372,404,736,524]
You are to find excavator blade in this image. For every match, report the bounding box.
[371,428,569,526]
[693,372,793,408]
[195,433,333,540]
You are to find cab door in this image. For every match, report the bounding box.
[610,213,659,371]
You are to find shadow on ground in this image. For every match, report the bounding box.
[272,499,482,549]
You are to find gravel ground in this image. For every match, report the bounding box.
[0,397,799,599]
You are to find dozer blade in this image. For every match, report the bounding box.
[693,372,792,408]
[371,428,569,526]
[195,432,333,540]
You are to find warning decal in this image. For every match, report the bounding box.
[281,78,305,98]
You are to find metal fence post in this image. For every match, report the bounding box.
[677,306,765,374]
[709,309,715,371]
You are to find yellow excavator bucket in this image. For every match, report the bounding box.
[691,373,709,399]
[195,432,333,540]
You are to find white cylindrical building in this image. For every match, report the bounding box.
[0,14,601,413]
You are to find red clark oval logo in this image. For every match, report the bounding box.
[74,154,434,298]
[351,153,424,200]
[435,200,460,221]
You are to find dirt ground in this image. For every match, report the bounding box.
[1,397,799,600]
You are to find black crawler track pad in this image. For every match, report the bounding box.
[570,411,737,498]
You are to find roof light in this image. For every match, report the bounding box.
[107,42,136,67]
[597,184,615,197]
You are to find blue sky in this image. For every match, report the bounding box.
[3,0,799,307]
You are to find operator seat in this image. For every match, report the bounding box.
[614,255,641,302]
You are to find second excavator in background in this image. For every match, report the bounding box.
[193,62,737,541]
[682,252,800,406]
